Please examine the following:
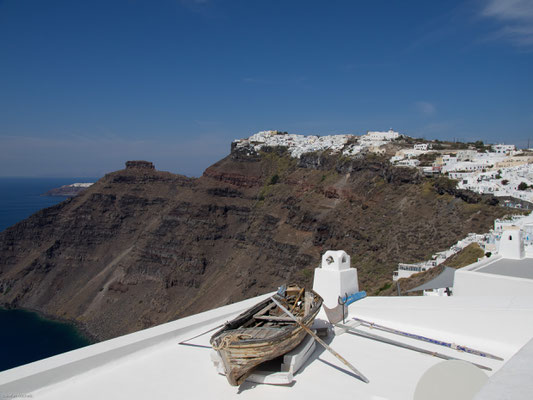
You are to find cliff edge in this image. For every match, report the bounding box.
[0,147,512,340]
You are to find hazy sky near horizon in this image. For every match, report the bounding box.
[1,0,532,177]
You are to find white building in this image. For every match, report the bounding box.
[390,155,404,163]
[413,143,428,151]
[393,233,487,282]
[364,129,400,141]
[235,129,407,161]
[234,131,356,159]
[492,144,516,154]
[395,159,420,168]
[442,161,485,173]
[393,261,436,281]
[457,150,477,162]
[449,171,472,180]
[454,226,533,295]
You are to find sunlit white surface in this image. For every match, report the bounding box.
[1,292,532,400]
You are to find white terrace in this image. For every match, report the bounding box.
[1,248,533,399]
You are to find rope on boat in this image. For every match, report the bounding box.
[212,333,253,350]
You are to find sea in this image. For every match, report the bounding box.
[0,177,97,372]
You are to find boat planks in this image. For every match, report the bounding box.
[210,286,323,386]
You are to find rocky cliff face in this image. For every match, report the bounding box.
[0,149,511,340]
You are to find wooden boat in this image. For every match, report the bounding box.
[210,285,323,386]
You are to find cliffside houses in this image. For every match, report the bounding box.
[432,146,533,203]
[455,163,533,203]
[393,212,533,289]
[233,129,402,159]
[235,131,531,205]
[392,233,487,282]
[393,261,437,280]
[234,130,352,158]
[492,144,517,154]
[391,143,532,205]
[390,144,432,166]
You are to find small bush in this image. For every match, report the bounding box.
[301,269,313,279]
[434,177,458,194]
[269,174,280,185]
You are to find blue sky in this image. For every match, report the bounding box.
[0,0,532,177]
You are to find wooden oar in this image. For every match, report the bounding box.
[178,323,226,346]
[271,297,370,383]
[353,318,503,361]
[289,287,305,313]
[336,323,492,371]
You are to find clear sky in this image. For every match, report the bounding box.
[1,0,532,177]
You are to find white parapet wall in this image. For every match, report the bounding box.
[454,269,533,297]
[0,293,272,395]
[454,255,533,297]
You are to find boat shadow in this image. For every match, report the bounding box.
[297,332,367,383]
[237,331,365,393]
[237,380,296,394]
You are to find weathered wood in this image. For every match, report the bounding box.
[210,286,322,386]
[352,318,503,361]
[304,291,312,315]
[253,315,294,322]
[253,302,277,318]
[178,323,226,345]
[336,322,492,371]
[289,288,305,313]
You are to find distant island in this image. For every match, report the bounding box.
[43,182,94,197]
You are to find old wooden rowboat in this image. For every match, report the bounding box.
[210,285,323,386]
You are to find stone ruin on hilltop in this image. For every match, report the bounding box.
[125,160,155,170]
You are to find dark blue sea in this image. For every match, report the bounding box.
[0,177,97,372]
[0,177,96,232]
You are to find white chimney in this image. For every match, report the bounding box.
[312,250,359,309]
[499,227,525,260]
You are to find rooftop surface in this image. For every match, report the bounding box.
[2,293,532,400]
[476,258,533,280]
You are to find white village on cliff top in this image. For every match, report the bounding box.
[235,129,533,204]
[235,130,533,285]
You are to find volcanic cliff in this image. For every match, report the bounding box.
[0,148,511,340]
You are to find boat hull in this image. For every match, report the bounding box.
[211,287,322,386]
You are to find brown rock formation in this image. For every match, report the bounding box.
[0,151,514,340]
[125,160,155,170]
